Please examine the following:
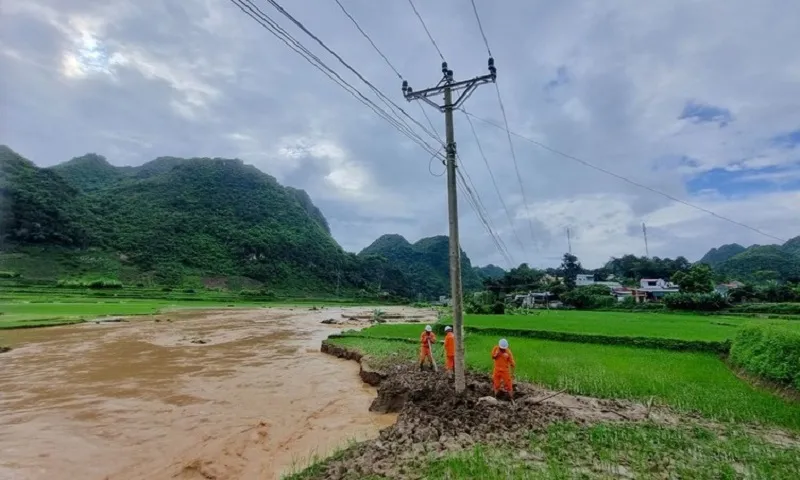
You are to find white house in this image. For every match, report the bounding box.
[576,274,594,286]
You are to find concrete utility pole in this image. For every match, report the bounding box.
[402,59,496,394]
[566,227,572,255]
[642,222,650,258]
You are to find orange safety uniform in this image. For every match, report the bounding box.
[491,346,515,394]
[443,331,455,371]
[419,331,437,362]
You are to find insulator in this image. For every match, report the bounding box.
[441,62,448,74]
[407,85,413,93]
[402,80,408,88]
[447,69,454,80]
[488,57,495,67]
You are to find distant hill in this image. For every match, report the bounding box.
[698,243,747,267]
[359,234,482,298]
[475,264,506,281]
[0,146,399,295]
[710,237,800,283]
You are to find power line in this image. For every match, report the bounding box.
[332,0,403,80]
[462,110,526,252]
[406,0,445,61]
[260,0,444,146]
[467,0,493,57]
[231,0,441,160]
[464,110,789,244]
[492,85,537,245]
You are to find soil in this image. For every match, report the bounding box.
[311,347,659,480]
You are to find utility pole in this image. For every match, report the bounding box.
[566,227,572,255]
[403,59,496,394]
[642,223,650,258]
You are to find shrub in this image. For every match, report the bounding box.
[728,303,800,316]
[56,278,123,289]
[491,301,505,314]
[0,271,20,278]
[664,292,728,312]
[730,322,800,390]
[561,288,616,310]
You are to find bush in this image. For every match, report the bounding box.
[728,303,800,315]
[730,322,800,390]
[561,288,616,310]
[56,278,123,289]
[0,271,20,278]
[664,293,728,312]
[491,301,505,314]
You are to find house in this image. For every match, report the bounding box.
[576,274,594,286]
[632,278,680,302]
[434,295,451,306]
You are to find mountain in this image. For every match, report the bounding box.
[0,146,91,246]
[698,243,747,267]
[0,146,400,295]
[713,241,800,283]
[475,264,506,281]
[359,234,482,298]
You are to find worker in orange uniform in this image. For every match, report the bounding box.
[443,326,455,376]
[419,325,437,371]
[491,338,515,399]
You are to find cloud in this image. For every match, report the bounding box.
[2,0,799,270]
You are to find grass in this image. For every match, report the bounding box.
[327,335,800,430]
[424,421,800,479]
[464,311,755,342]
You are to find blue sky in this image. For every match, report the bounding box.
[1,0,799,268]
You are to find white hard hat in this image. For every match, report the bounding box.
[425,325,432,332]
[444,326,452,332]
[499,338,509,349]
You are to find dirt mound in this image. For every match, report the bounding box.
[303,367,574,479]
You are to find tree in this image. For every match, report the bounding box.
[560,253,582,290]
[671,264,714,294]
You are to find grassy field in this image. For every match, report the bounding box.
[423,421,800,479]
[328,334,800,430]
[462,311,755,342]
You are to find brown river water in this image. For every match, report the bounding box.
[0,307,404,480]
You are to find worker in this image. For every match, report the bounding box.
[491,338,515,399]
[419,325,437,371]
[443,326,455,375]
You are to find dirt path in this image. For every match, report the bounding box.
[0,306,429,480]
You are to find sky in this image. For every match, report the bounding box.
[1,0,799,269]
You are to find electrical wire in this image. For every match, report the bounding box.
[406,0,446,62]
[463,110,789,243]
[230,0,440,160]
[467,0,493,57]
[259,0,444,147]
[462,110,526,252]
[332,0,403,80]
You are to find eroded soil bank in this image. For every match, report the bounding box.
[313,342,800,480]
[0,306,431,480]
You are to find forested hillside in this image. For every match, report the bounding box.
[0,147,414,296]
[359,234,483,298]
[698,238,800,283]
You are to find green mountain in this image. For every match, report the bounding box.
[359,234,482,298]
[714,241,800,283]
[0,146,406,295]
[698,243,747,267]
[475,264,506,281]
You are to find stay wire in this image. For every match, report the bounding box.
[463,110,788,244]
[406,0,446,62]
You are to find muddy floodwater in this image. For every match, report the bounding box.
[0,307,407,480]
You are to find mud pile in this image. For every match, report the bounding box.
[303,367,575,479]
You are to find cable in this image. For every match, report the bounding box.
[467,0,493,57]
[462,110,526,252]
[260,0,444,147]
[464,110,788,243]
[332,0,403,80]
[492,84,537,245]
[406,0,445,62]
[457,172,514,267]
[231,0,440,160]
